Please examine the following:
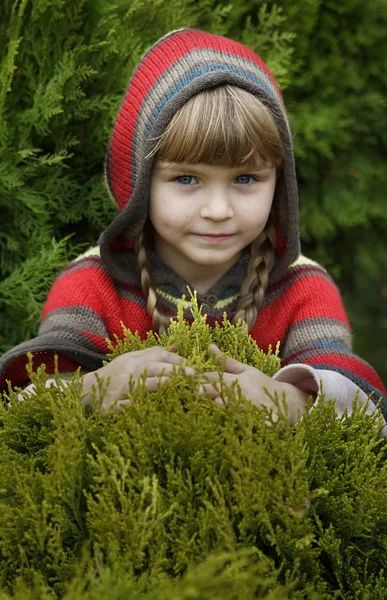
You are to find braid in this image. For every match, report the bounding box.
[233,218,276,331]
[135,228,170,334]
[136,217,276,334]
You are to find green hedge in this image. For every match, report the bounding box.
[0,305,386,598]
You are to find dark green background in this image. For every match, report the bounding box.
[1,0,386,384]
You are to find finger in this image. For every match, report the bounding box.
[199,381,223,399]
[208,344,246,375]
[199,384,227,409]
[145,376,170,392]
[208,343,223,356]
[146,362,196,378]
[116,399,131,412]
[143,346,183,364]
[201,371,235,385]
[202,370,219,382]
[200,383,217,397]
[145,372,197,393]
[214,397,226,408]
[160,350,189,366]
[100,398,130,414]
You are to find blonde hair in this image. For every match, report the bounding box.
[136,85,284,332]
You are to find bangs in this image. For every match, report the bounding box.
[155,85,284,168]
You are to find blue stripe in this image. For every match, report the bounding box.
[311,341,349,352]
[146,64,272,136]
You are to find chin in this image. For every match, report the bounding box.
[187,251,239,266]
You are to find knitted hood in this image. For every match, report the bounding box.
[100,28,300,285]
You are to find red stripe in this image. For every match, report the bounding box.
[81,332,111,353]
[267,274,349,324]
[42,269,153,341]
[0,353,81,389]
[268,264,330,294]
[42,268,109,319]
[249,272,350,353]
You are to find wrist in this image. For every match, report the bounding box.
[278,381,310,425]
[80,371,98,406]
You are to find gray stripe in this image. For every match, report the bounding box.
[0,334,106,377]
[282,317,352,358]
[39,307,109,340]
[116,285,147,309]
[56,255,106,280]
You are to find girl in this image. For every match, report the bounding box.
[0,28,386,424]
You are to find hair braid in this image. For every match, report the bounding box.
[233,218,276,331]
[136,216,276,334]
[135,228,170,334]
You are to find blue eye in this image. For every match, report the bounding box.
[235,175,257,185]
[176,175,196,185]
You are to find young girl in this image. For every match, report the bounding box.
[0,28,386,424]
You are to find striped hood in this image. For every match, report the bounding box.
[100,28,300,285]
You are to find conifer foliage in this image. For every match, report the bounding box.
[0,303,386,598]
[0,0,235,353]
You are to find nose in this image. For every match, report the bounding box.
[200,188,233,220]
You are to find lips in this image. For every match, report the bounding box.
[194,233,234,237]
[193,233,235,245]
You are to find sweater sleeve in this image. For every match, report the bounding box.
[275,257,387,420]
[272,364,387,434]
[0,255,114,390]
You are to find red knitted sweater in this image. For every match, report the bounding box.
[1,29,385,419]
[0,247,386,418]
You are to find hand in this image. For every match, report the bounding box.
[202,344,309,424]
[81,346,194,414]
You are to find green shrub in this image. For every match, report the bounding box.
[0,301,386,598]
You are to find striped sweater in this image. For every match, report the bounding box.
[1,246,386,419]
[1,29,386,422]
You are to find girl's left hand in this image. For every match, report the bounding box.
[201,344,309,423]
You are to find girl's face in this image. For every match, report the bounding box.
[149,159,276,291]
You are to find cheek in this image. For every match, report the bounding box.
[243,203,268,222]
[245,191,274,222]
[150,208,191,235]
[149,197,170,225]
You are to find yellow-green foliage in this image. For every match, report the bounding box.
[106,291,280,377]
[0,300,386,599]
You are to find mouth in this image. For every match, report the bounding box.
[194,233,234,237]
[193,233,235,244]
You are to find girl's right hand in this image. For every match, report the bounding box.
[81,346,194,414]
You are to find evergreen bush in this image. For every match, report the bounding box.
[0,301,386,599]
[1,2,386,597]
[0,0,236,352]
